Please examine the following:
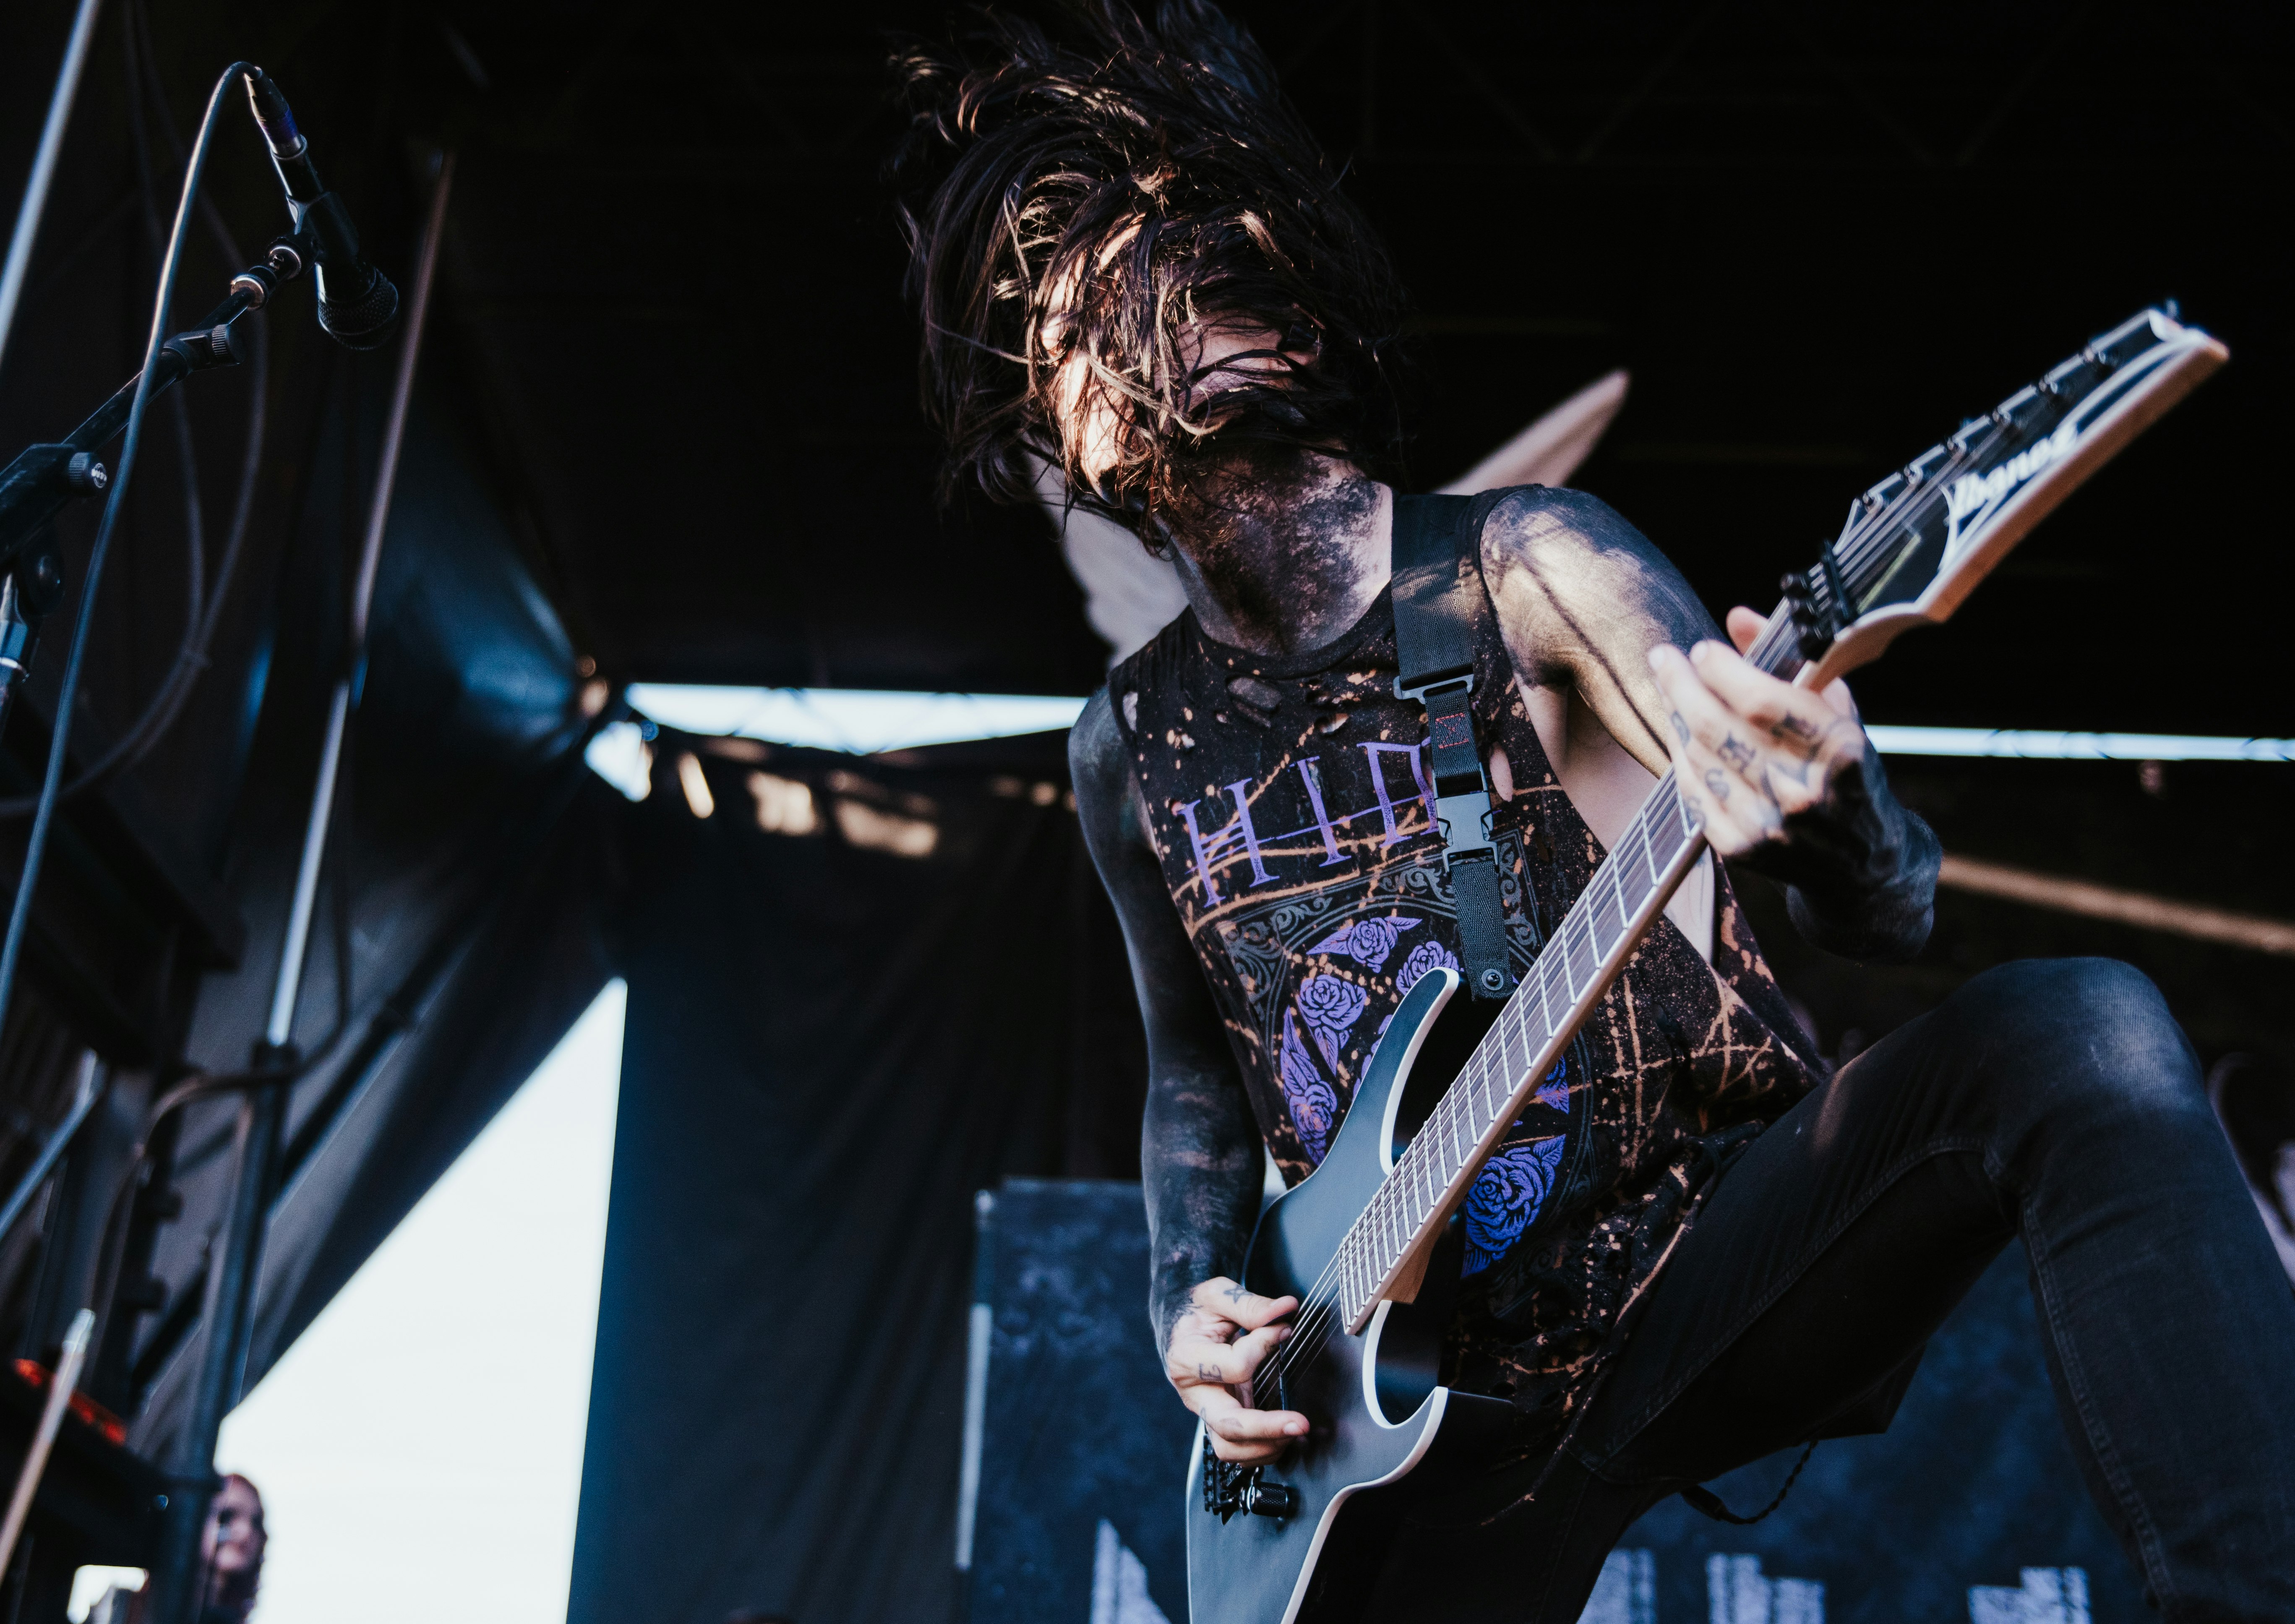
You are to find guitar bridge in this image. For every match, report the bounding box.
[1202,1458,1300,1523]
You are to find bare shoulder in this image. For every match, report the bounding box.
[1479,485,1719,681]
[1482,485,1684,588]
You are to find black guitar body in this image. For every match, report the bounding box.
[1185,968,1515,1624]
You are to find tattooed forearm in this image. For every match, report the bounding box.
[1143,1064,1264,1347]
[1474,491,1942,966]
[1071,690,1272,1355]
[1743,740,1940,962]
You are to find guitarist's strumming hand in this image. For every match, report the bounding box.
[1647,607,1939,963]
[1168,1277,1309,1464]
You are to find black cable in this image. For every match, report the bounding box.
[0,61,256,1058]
[0,17,271,820]
[1680,1439,1820,1525]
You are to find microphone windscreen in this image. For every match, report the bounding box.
[318,272,399,351]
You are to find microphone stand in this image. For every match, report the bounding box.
[0,234,317,741]
[140,152,450,1624]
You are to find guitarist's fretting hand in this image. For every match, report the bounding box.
[1646,607,1939,961]
[1167,1278,1310,1464]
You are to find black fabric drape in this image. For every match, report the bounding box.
[129,365,608,1449]
[569,730,1145,1624]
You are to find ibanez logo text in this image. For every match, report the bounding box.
[1943,417,2081,558]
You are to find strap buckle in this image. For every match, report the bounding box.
[1393,668,1475,705]
[1432,792,1495,864]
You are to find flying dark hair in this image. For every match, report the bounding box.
[892,0,1411,535]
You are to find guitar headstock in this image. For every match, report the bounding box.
[1758,307,2228,691]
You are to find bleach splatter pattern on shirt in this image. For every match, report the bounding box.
[1111,557,1822,1440]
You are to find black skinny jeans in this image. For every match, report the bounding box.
[1365,959,2295,1622]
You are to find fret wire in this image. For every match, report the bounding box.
[1578,896,1601,965]
[1536,953,1558,1036]
[1617,810,1650,895]
[1617,842,1648,915]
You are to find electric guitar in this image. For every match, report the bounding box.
[1184,307,2228,1624]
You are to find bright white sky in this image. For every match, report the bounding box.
[210,981,625,1624]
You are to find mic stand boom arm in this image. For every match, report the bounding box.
[0,236,313,737]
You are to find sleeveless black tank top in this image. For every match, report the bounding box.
[1108,491,1823,1434]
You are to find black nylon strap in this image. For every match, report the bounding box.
[1450,858,1513,1001]
[1391,494,1479,691]
[1390,492,1516,1000]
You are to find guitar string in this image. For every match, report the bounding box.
[1242,375,2079,1407]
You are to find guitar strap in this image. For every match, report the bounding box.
[1390,489,1523,1001]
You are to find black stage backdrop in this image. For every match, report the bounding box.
[570,730,1147,1624]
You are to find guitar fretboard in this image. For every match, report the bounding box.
[1328,760,1710,1332]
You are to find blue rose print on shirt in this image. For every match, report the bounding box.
[1535,1056,1570,1113]
[1461,1136,1566,1275]
[1296,973,1369,1068]
[1304,914,1421,971]
[1395,938,1462,996]
[1280,1011,1340,1163]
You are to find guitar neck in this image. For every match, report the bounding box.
[1335,607,1817,1336]
[1333,765,1708,1332]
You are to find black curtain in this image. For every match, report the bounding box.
[570,729,1145,1624]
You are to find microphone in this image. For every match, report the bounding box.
[241,70,399,350]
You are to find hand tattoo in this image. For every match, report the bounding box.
[1223,1282,1250,1303]
[1670,711,1691,744]
[1770,712,1824,743]
[1718,733,1757,772]
[1704,768,1731,803]
[1198,1362,1226,1384]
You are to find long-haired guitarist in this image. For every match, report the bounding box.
[896,4,2295,1616]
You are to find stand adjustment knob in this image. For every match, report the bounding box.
[65,453,106,493]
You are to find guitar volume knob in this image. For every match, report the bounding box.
[1246,1480,1300,1518]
